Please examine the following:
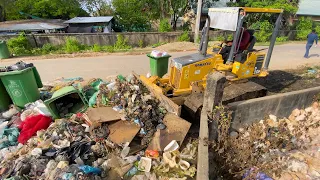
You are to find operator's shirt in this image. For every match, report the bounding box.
[239,30,251,51]
[307,32,319,45]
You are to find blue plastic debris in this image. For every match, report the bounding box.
[140,128,146,135]
[62,173,73,180]
[243,167,273,180]
[79,165,102,175]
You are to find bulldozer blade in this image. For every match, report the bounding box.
[183,81,267,117]
[135,73,182,116]
[222,81,267,104]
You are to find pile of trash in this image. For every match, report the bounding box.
[0,74,196,180]
[301,66,320,78]
[212,102,320,179]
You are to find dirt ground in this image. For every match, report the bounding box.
[251,66,320,95]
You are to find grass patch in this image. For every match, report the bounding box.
[151,42,167,48]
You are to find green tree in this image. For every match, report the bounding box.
[189,0,220,10]
[79,0,113,16]
[168,0,189,31]
[159,19,171,32]
[227,0,299,29]
[113,0,160,32]
[0,0,15,21]
[5,0,87,20]
[296,17,313,40]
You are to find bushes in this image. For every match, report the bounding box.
[92,44,102,52]
[276,36,288,42]
[316,26,320,35]
[114,34,131,50]
[216,35,225,41]
[159,19,171,32]
[64,37,83,53]
[138,39,144,48]
[178,31,190,42]
[254,21,274,42]
[7,33,32,56]
[41,44,58,54]
[103,45,115,53]
[296,17,313,40]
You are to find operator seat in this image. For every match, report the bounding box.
[234,29,256,64]
[246,29,256,51]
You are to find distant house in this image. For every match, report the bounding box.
[296,0,320,22]
[64,16,114,33]
[0,19,67,34]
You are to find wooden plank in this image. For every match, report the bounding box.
[134,73,181,116]
[108,120,140,145]
[87,107,121,123]
[147,113,191,151]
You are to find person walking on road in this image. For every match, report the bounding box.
[304,29,318,58]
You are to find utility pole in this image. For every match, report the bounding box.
[194,0,203,43]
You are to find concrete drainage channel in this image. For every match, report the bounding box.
[196,73,320,180]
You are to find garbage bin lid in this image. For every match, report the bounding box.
[0,67,33,76]
[147,54,171,59]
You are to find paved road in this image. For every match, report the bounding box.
[0,44,319,82]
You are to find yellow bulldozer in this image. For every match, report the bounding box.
[140,7,283,117]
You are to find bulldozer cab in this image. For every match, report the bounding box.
[166,7,283,96]
[201,7,283,76]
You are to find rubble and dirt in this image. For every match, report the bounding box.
[0,73,196,180]
[210,102,320,180]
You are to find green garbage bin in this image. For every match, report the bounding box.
[0,67,43,108]
[0,80,12,112]
[147,54,171,77]
[0,41,10,59]
[45,86,88,119]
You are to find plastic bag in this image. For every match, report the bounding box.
[145,150,159,159]
[79,165,102,175]
[89,91,99,107]
[117,75,126,82]
[91,79,104,91]
[151,50,162,57]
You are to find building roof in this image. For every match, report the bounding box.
[64,16,113,24]
[297,0,320,16]
[0,19,67,32]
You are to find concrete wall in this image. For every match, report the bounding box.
[0,32,194,48]
[0,30,296,48]
[229,86,320,130]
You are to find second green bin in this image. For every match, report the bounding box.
[147,54,171,78]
